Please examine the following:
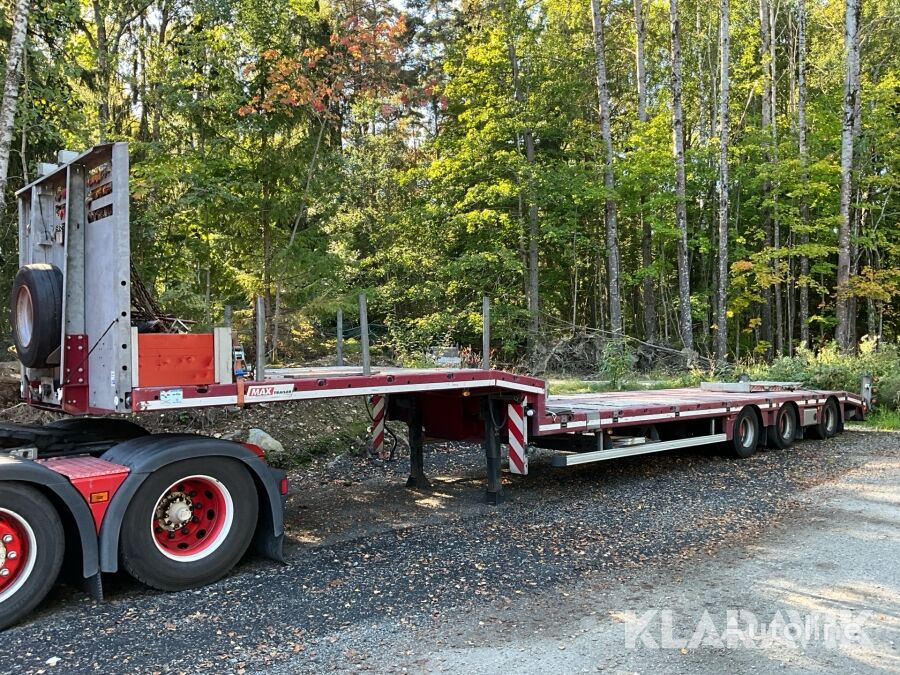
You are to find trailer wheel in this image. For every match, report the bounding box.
[0,483,64,630]
[808,399,840,440]
[119,458,258,591]
[766,404,797,449]
[9,264,63,369]
[730,407,760,458]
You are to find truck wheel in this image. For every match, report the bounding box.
[47,417,148,441]
[730,407,760,458]
[119,458,258,591]
[808,399,840,440]
[766,404,797,449]
[9,264,63,369]
[0,483,64,630]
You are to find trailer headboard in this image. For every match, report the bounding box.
[15,143,133,413]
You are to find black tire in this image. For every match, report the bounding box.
[9,264,64,369]
[808,398,840,440]
[766,404,798,449]
[120,458,258,592]
[0,483,65,630]
[730,406,760,458]
[47,417,149,441]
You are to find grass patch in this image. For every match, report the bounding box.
[548,378,689,395]
[853,409,900,431]
[548,379,616,395]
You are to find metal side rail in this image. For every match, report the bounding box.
[550,432,728,467]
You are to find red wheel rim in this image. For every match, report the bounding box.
[151,475,233,562]
[0,508,36,602]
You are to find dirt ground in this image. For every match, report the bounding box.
[323,451,900,674]
[0,381,897,673]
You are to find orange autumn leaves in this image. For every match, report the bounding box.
[238,14,438,120]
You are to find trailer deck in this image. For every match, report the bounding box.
[539,386,863,433]
[127,362,865,480]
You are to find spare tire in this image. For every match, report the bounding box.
[9,264,63,368]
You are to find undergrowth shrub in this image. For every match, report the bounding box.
[748,338,900,410]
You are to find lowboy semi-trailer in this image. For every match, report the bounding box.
[0,144,867,628]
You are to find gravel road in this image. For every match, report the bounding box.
[1,426,897,674]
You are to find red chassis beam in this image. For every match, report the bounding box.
[129,368,546,413]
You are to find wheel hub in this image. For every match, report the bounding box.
[15,286,34,348]
[739,418,754,445]
[156,491,194,531]
[151,476,232,560]
[0,512,31,598]
[780,412,792,436]
[825,406,836,432]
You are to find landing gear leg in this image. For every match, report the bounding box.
[483,397,503,505]
[405,396,431,490]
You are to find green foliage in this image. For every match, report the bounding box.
[857,408,900,431]
[1,0,898,368]
[597,341,636,390]
[748,338,900,410]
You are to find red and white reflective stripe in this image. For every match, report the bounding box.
[371,395,386,457]
[507,402,528,475]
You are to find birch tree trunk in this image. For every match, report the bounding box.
[504,1,540,352]
[715,0,731,362]
[835,0,861,351]
[590,0,623,338]
[796,0,810,349]
[0,0,30,220]
[758,0,774,356]
[769,0,784,355]
[633,0,657,345]
[633,0,647,124]
[92,0,110,140]
[669,0,693,355]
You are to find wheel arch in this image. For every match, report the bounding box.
[98,434,285,573]
[0,457,99,580]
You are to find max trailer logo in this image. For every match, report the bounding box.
[245,384,295,398]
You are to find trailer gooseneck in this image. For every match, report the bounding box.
[0,144,867,629]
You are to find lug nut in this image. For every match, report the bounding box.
[6,551,16,560]
[1,535,12,544]
[0,568,8,577]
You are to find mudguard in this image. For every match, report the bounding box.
[0,456,100,579]
[99,434,285,573]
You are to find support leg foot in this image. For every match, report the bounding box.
[406,474,432,490]
[484,489,503,505]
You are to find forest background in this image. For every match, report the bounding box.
[0,0,897,390]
